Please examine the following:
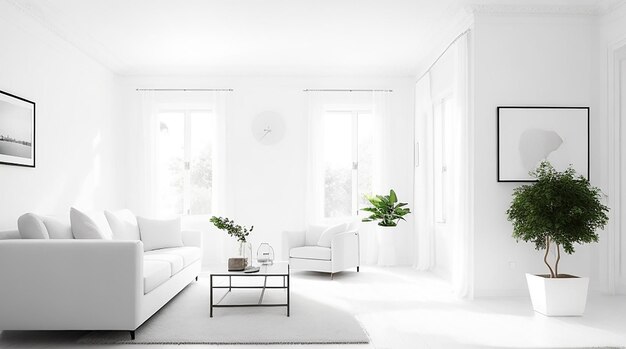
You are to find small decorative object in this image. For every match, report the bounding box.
[257,243,275,265]
[0,90,35,167]
[244,266,260,273]
[507,161,609,316]
[497,106,589,182]
[361,189,411,266]
[210,216,254,266]
[228,257,247,271]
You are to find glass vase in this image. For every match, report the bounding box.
[237,241,253,267]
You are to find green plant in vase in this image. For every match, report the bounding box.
[361,189,411,226]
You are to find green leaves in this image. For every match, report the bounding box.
[210,216,253,243]
[361,189,411,227]
[507,161,609,255]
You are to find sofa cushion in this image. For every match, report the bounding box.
[144,252,185,275]
[70,208,113,239]
[17,213,49,239]
[143,260,172,294]
[17,214,74,239]
[305,225,327,246]
[290,246,331,261]
[148,246,201,267]
[317,223,348,247]
[105,209,140,241]
[137,216,183,252]
[42,216,74,239]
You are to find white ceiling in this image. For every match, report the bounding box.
[10,0,623,77]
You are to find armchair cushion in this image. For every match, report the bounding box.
[290,246,331,261]
[317,223,348,247]
[305,225,327,246]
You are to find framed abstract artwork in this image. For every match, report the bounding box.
[497,106,589,182]
[0,90,35,167]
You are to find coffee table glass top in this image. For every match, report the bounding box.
[211,261,289,276]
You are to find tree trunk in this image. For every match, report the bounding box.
[555,243,561,278]
[544,237,556,278]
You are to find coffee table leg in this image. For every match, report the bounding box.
[287,271,290,317]
[210,274,213,317]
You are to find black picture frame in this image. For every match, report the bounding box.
[497,106,589,182]
[0,90,36,168]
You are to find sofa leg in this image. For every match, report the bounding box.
[195,276,198,281]
[130,331,135,340]
[330,273,334,280]
[357,266,360,272]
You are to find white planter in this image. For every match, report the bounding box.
[376,226,397,266]
[526,273,589,316]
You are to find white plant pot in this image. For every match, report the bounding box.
[376,226,397,266]
[525,273,589,316]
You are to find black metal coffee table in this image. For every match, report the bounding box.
[209,261,290,317]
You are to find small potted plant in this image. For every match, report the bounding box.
[361,189,411,266]
[506,161,609,316]
[210,216,253,266]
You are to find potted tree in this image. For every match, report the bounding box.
[506,161,609,316]
[361,189,411,266]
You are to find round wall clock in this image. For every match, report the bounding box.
[251,111,286,145]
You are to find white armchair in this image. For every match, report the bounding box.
[282,224,360,279]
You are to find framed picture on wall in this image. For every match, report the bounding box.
[0,90,35,167]
[497,106,589,182]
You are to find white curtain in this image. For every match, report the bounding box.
[450,33,473,298]
[305,90,392,265]
[412,31,473,298]
[135,90,230,218]
[413,73,435,271]
[138,90,158,216]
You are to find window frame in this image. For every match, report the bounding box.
[157,105,213,216]
[323,106,373,218]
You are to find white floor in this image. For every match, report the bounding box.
[1,266,625,349]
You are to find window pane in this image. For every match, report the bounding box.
[324,111,353,217]
[357,112,373,211]
[189,111,213,215]
[157,112,185,215]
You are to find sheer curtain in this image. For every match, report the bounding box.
[134,90,230,218]
[449,33,473,298]
[412,31,473,297]
[413,73,435,271]
[137,90,158,216]
[305,90,392,265]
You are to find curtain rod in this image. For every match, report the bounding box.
[135,88,234,92]
[303,89,393,92]
[416,28,471,83]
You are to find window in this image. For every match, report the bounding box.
[433,96,455,223]
[323,110,373,218]
[157,109,213,215]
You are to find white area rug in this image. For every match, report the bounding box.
[78,277,370,344]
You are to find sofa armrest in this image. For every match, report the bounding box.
[331,230,360,271]
[0,240,143,331]
[281,230,306,260]
[182,230,202,248]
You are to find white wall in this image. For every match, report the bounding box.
[472,13,597,296]
[597,2,626,293]
[119,76,415,266]
[0,1,124,230]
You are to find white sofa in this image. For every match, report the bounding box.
[0,210,202,340]
[282,223,360,279]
